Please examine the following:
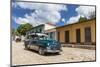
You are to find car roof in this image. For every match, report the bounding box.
[28,33,48,37]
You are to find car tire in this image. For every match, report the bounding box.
[39,47,45,55]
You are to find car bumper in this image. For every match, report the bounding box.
[45,49,62,53]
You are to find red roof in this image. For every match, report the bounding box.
[46,23,56,26]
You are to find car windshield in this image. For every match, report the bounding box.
[28,34,53,40]
[38,36,53,40]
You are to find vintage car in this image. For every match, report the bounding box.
[15,36,21,42]
[24,33,62,55]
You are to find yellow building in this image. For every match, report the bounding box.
[45,19,96,48]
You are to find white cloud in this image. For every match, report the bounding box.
[75,6,95,19]
[12,2,17,8]
[66,6,95,25]
[14,2,67,11]
[33,10,61,23]
[13,17,29,24]
[66,15,80,24]
[12,2,67,26]
[61,18,65,22]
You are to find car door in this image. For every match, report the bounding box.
[29,39,39,51]
[33,40,39,51]
[29,39,36,50]
[24,36,30,46]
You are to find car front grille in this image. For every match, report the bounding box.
[50,45,59,50]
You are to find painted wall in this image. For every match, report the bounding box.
[44,24,56,30]
[56,19,96,44]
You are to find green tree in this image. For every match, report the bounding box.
[79,17,87,22]
[15,30,20,36]
[17,23,33,36]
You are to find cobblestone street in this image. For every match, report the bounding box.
[12,41,96,66]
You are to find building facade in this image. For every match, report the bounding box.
[46,19,96,46]
[26,23,56,35]
[45,28,57,40]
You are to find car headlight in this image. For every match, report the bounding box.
[47,43,50,46]
[47,43,51,49]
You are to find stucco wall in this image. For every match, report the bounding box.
[56,19,96,44]
[44,24,55,30]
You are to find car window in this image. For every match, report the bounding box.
[26,34,53,40]
[38,36,53,40]
[26,36,31,39]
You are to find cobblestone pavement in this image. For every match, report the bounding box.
[12,41,96,66]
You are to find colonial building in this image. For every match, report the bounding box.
[45,28,57,40]
[26,23,56,35]
[45,19,96,47]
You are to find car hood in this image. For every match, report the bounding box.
[38,39,60,45]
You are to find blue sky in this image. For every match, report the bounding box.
[12,1,95,29]
[56,4,78,26]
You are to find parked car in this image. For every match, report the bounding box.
[15,36,21,42]
[24,33,62,55]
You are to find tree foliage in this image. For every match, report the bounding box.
[79,17,87,22]
[15,30,20,36]
[17,23,33,36]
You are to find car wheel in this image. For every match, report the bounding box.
[39,47,45,55]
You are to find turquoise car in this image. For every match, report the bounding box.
[24,33,62,55]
